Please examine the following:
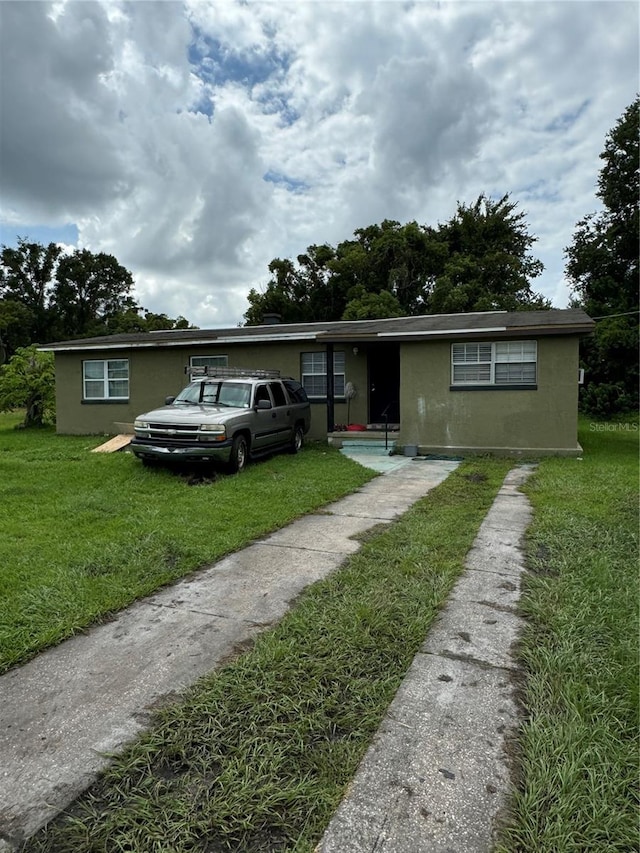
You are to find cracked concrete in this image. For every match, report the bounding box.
[0,458,458,848]
[318,465,535,853]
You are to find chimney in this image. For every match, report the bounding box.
[262,313,282,325]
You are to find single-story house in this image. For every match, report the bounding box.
[41,308,594,457]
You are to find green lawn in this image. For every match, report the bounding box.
[496,417,639,852]
[18,439,512,852]
[0,413,375,673]
[5,413,637,852]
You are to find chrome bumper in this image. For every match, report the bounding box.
[130,438,233,463]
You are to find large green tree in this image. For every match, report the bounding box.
[245,221,444,324]
[429,195,549,313]
[0,239,62,345]
[333,220,445,315]
[245,245,342,325]
[566,97,639,416]
[0,241,195,353]
[51,249,137,339]
[245,196,548,325]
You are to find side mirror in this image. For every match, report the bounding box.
[165,396,176,405]
[255,399,272,410]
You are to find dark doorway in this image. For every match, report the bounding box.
[368,344,400,424]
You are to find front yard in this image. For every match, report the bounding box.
[2,413,637,852]
[0,412,374,673]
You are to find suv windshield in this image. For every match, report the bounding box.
[174,381,251,408]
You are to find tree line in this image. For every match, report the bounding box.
[0,242,196,427]
[245,194,551,326]
[566,97,638,417]
[0,241,193,362]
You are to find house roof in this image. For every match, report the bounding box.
[41,309,594,352]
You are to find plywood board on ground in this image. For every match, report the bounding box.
[91,434,132,453]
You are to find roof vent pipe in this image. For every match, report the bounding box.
[262,313,282,325]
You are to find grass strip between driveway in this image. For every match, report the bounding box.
[496,419,639,853]
[23,457,512,853]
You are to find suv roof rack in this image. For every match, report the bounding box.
[185,365,281,379]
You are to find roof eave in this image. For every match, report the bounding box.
[39,313,595,352]
[321,324,595,343]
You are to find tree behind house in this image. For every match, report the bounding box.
[51,249,137,340]
[245,194,549,325]
[0,241,195,356]
[566,97,639,417]
[429,195,549,313]
[0,240,62,348]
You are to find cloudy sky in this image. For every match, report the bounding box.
[0,1,637,328]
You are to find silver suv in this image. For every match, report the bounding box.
[130,368,311,472]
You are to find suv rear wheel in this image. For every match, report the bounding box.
[229,434,249,473]
[289,424,304,454]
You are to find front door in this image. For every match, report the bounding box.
[368,344,400,425]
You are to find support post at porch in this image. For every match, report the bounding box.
[326,343,335,434]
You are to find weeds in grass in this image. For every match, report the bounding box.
[21,459,511,852]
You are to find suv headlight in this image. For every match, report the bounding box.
[134,420,149,430]
[199,423,226,440]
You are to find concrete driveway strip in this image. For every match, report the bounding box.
[0,459,457,849]
[318,465,535,853]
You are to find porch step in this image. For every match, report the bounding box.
[328,431,400,453]
[340,439,396,449]
[340,440,397,456]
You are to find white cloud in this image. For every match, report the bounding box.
[1,0,637,327]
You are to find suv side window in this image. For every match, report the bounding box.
[269,382,287,407]
[254,384,271,406]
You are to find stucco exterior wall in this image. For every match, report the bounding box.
[53,334,581,453]
[397,336,580,454]
[54,342,367,439]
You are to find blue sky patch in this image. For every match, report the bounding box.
[188,24,292,90]
[185,91,214,119]
[544,99,591,134]
[263,170,309,193]
[0,223,79,249]
[255,91,300,126]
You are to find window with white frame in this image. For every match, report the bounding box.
[83,359,129,400]
[451,341,537,386]
[189,355,228,369]
[301,351,345,398]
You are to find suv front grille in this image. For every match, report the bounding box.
[149,423,195,432]
[146,424,200,444]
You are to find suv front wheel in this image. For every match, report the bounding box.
[229,434,249,473]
